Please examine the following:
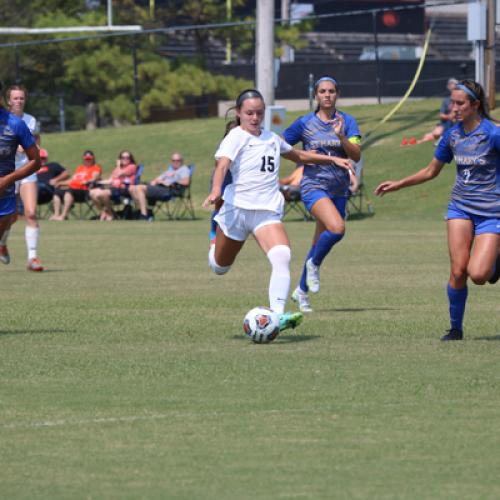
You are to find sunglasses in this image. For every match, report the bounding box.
[171,158,182,162]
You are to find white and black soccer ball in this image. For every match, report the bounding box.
[243,306,280,344]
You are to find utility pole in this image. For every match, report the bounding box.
[225,0,232,64]
[256,0,275,105]
[485,0,496,109]
[281,0,291,63]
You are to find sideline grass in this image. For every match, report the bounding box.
[1,218,500,499]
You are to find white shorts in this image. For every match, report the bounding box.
[15,173,37,193]
[214,203,283,241]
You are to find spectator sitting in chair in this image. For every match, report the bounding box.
[36,149,69,205]
[89,150,137,221]
[279,165,303,202]
[129,152,190,220]
[50,150,102,221]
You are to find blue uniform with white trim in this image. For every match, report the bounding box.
[0,107,36,216]
[434,118,500,234]
[283,110,361,213]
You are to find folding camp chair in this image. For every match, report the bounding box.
[282,187,312,221]
[152,164,196,220]
[113,163,145,219]
[347,159,374,218]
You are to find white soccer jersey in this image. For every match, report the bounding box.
[215,126,293,212]
[15,113,38,169]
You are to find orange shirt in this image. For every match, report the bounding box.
[68,164,102,190]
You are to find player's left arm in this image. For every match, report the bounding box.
[332,114,361,162]
[282,148,354,172]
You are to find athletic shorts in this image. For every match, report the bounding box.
[15,172,37,193]
[301,189,347,218]
[0,196,17,217]
[447,201,500,235]
[214,202,283,242]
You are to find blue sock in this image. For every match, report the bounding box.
[299,245,316,292]
[311,230,344,266]
[209,210,218,241]
[447,283,468,331]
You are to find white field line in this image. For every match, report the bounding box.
[0,408,326,430]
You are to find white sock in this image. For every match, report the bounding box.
[208,244,231,275]
[25,226,39,260]
[267,245,291,314]
[0,229,10,246]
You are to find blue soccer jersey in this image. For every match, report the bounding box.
[434,118,500,218]
[0,107,36,199]
[283,111,361,197]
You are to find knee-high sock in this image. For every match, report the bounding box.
[299,244,316,293]
[25,226,39,260]
[447,283,468,331]
[0,229,10,246]
[208,244,230,275]
[311,230,344,267]
[267,245,291,314]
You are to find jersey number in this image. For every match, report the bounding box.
[260,156,275,172]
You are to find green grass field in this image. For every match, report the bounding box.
[2,99,500,499]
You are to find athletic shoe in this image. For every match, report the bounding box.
[27,258,44,272]
[400,138,408,146]
[279,311,303,332]
[409,137,417,145]
[0,245,10,265]
[291,287,313,313]
[440,328,463,341]
[488,253,500,284]
[306,258,320,293]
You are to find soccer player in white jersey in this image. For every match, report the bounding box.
[376,80,500,341]
[0,85,43,271]
[203,89,354,332]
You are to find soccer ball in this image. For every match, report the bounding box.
[243,307,280,344]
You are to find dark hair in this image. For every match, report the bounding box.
[225,88,265,128]
[6,84,27,101]
[314,76,340,113]
[83,149,95,158]
[118,149,136,164]
[456,80,492,120]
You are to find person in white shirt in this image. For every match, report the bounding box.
[0,85,43,272]
[203,89,353,332]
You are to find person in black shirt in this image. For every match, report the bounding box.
[36,149,69,204]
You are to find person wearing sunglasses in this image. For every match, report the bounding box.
[89,150,137,221]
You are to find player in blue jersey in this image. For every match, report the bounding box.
[375,80,500,341]
[0,82,41,250]
[283,76,362,312]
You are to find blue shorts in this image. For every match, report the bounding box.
[301,189,347,218]
[447,201,500,235]
[0,196,16,218]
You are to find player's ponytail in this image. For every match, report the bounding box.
[456,79,495,121]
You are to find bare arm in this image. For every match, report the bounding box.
[0,145,40,196]
[282,149,354,172]
[49,170,70,186]
[374,158,445,196]
[202,157,231,208]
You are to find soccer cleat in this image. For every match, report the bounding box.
[27,258,44,272]
[440,328,463,341]
[291,287,313,313]
[488,253,500,284]
[0,245,10,265]
[278,311,303,332]
[306,258,320,293]
[400,138,408,146]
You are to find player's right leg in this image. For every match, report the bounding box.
[442,217,474,341]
